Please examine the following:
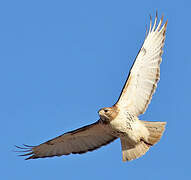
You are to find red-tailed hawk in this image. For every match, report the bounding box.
[16,13,167,162]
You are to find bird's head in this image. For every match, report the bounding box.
[98,106,118,123]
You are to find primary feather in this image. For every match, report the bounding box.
[16,13,167,162]
[116,14,167,116]
[17,122,117,160]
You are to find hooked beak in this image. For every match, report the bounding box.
[98,109,109,124]
[98,109,104,116]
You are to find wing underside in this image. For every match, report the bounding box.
[16,121,117,160]
[116,14,167,116]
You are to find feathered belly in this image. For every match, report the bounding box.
[109,118,133,137]
[108,112,145,143]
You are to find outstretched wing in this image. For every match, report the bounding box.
[115,14,167,116]
[16,121,117,160]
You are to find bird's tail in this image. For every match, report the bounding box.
[120,121,166,162]
[143,121,166,145]
[120,139,150,161]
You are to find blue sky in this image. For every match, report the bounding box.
[1,0,190,179]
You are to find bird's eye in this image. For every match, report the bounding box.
[104,109,109,113]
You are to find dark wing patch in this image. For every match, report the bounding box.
[16,121,117,160]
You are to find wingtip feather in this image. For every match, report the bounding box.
[149,14,152,32]
[152,13,158,31]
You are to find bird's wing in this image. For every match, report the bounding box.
[16,121,117,160]
[115,14,167,116]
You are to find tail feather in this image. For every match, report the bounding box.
[120,121,166,162]
[120,138,150,161]
[143,121,166,145]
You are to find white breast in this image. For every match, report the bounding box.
[110,110,149,142]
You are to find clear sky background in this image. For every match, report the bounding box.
[1,0,190,179]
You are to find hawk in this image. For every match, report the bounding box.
[16,14,167,162]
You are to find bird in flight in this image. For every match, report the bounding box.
[16,13,167,162]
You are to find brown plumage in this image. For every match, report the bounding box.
[16,13,167,162]
[121,121,166,161]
